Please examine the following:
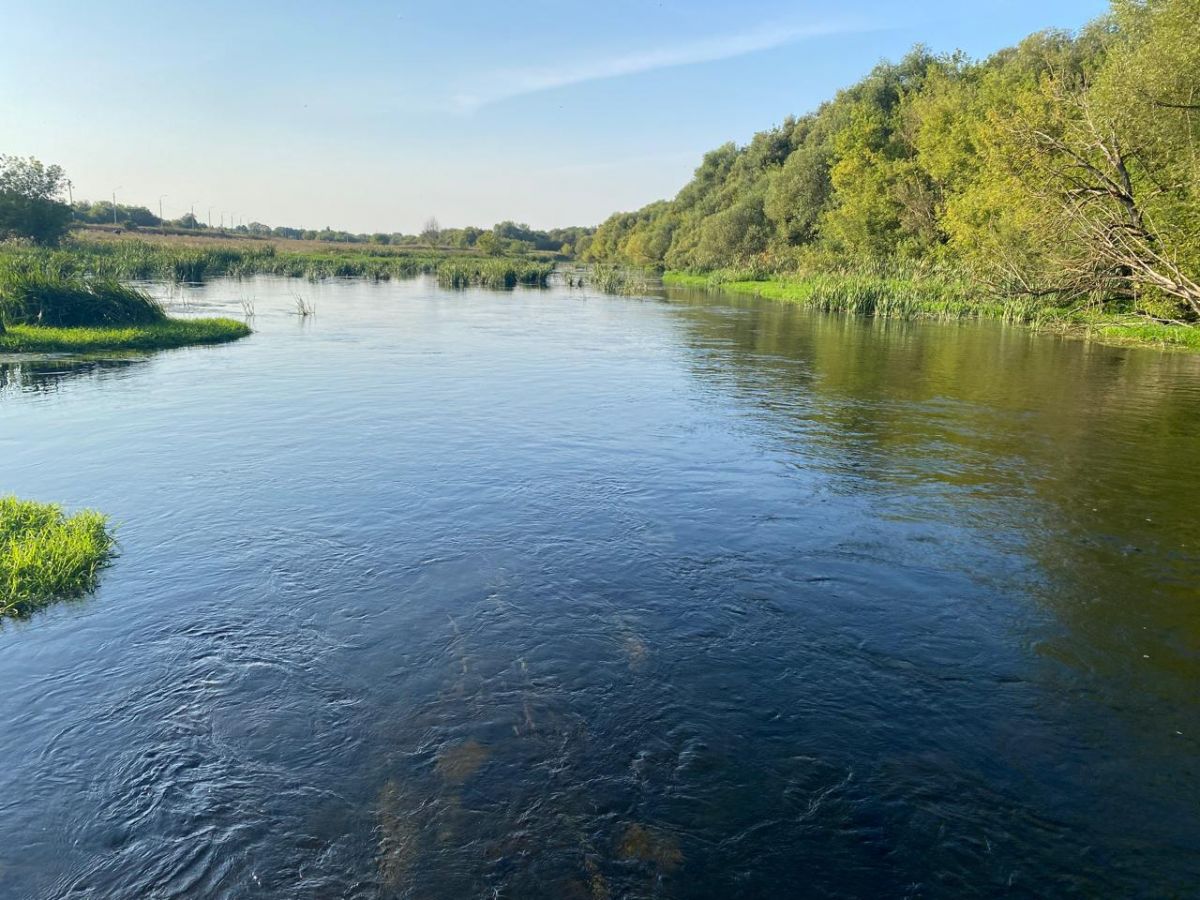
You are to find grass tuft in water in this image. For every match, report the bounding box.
[436,259,553,289]
[1,497,116,618]
[586,264,653,296]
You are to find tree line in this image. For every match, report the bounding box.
[0,158,592,257]
[583,0,1199,322]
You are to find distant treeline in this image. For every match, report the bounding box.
[1,161,593,258]
[68,202,592,257]
[585,0,1200,323]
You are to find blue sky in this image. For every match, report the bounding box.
[1,0,1109,233]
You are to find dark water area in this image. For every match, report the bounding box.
[1,276,1197,898]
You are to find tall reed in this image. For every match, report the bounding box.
[0,266,166,327]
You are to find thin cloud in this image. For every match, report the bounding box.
[453,18,874,112]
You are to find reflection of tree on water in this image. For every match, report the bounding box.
[0,356,148,395]
[665,289,1200,834]
[663,288,1200,671]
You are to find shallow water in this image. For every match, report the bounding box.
[1,276,1197,898]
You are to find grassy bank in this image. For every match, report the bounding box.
[664,272,1200,351]
[1,497,115,618]
[0,268,252,353]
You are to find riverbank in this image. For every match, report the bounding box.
[0,497,115,618]
[663,272,1200,351]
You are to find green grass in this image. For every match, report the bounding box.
[0,319,251,353]
[585,263,654,295]
[0,265,251,353]
[1,497,116,618]
[664,270,1200,350]
[0,268,166,328]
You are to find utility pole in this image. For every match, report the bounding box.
[208,207,213,229]
[112,190,119,225]
[159,194,168,224]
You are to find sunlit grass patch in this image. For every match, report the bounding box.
[1,497,116,618]
[0,319,251,353]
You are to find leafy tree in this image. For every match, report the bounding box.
[0,155,71,245]
[585,0,1199,321]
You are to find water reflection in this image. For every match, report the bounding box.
[0,355,149,396]
[664,289,1200,680]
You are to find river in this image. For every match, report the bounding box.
[1,275,1197,897]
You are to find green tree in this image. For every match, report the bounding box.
[0,155,71,245]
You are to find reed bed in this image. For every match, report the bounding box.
[1,497,116,618]
[663,270,1021,322]
[0,239,462,285]
[436,259,553,289]
[585,264,655,296]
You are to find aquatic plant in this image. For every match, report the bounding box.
[586,264,653,296]
[0,267,166,327]
[436,259,553,289]
[0,497,116,617]
[665,270,1009,322]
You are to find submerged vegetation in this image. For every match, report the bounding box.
[585,0,1200,345]
[1,497,115,618]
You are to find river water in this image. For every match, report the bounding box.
[1,276,1197,898]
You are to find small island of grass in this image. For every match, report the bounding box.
[0,267,250,353]
[1,496,116,618]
